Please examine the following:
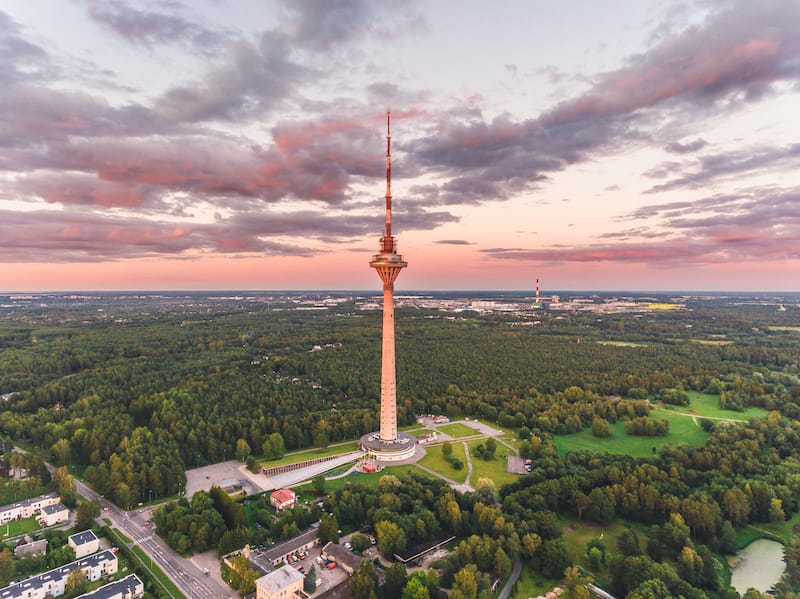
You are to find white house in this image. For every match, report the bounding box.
[255,566,304,599]
[0,549,117,599]
[37,503,69,527]
[0,493,61,524]
[69,530,100,559]
[75,575,143,599]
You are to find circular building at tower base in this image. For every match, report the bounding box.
[360,431,417,462]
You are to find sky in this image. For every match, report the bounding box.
[1,0,799,292]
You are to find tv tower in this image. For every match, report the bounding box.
[370,112,407,443]
[362,112,415,461]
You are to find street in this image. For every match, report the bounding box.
[72,478,231,599]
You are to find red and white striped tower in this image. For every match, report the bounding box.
[370,112,407,443]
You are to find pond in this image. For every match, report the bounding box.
[730,538,785,594]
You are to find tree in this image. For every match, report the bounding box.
[236,438,250,462]
[537,538,571,578]
[442,441,453,457]
[476,478,496,504]
[52,466,78,508]
[563,566,593,599]
[351,532,371,553]
[383,563,408,599]
[304,566,317,593]
[229,555,258,596]
[318,514,339,545]
[350,560,379,599]
[0,548,15,586]
[450,564,479,599]
[401,572,430,599]
[376,520,407,557]
[591,418,611,437]
[262,433,286,460]
[617,527,642,556]
[65,568,87,596]
[75,500,100,531]
[313,475,326,496]
[52,438,71,466]
[719,520,737,554]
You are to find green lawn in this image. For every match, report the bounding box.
[670,391,767,420]
[0,516,39,538]
[296,464,434,492]
[419,443,468,483]
[438,422,481,438]
[555,410,709,458]
[596,340,653,347]
[258,441,360,469]
[467,439,518,489]
[510,565,559,599]
[737,510,800,546]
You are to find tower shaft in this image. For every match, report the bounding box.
[370,111,407,443]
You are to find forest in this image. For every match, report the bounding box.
[1,293,800,597]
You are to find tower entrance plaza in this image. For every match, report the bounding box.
[360,112,416,462]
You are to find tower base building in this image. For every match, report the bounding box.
[360,431,416,462]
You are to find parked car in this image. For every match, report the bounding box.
[327,561,337,570]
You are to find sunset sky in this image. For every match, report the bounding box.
[2,1,799,292]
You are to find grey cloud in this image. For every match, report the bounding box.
[85,0,227,55]
[435,240,473,245]
[646,144,800,193]
[665,138,708,154]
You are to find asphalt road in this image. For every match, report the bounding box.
[73,477,232,599]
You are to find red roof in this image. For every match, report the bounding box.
[271,488,296,504]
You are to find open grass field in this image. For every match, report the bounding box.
[670,391,767,420]
[467,439,518,489]
[510,566,558,599]
[596,340,653,347]
[0,516,39,538]
[768,326,800,333]
[438,422,481,438]
[418,442,469,484]
[555,410,709,457]
[690,339,734,345]
[737,510,800,546]
[296,464,434,493]
[258,441,360,468]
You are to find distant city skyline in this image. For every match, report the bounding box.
[1,1,799,292]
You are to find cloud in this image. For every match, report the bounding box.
[664,138,708,154]
[435,239,473,245]
[541,1,800,126]
[485,184,800,266]
[645,144,800,192]
[85,0,227,55]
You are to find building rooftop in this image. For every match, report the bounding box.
[75,575,142,599]
[40,503,67,515]
[256,566,303,594]
[321,542,362,573]
[69,530,98,547]
[0,493,59,513]
[270,489,295,503]
[262,526,318,563]
[0,550,116,599]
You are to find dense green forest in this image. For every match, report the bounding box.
[0,295,798,508]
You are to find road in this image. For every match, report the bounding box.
[72,477,231,599]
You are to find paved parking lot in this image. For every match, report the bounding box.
[184,461,262,499]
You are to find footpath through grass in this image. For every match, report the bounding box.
[672,391,767,420]
[467,439,518,489]
[418,443,468,484]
